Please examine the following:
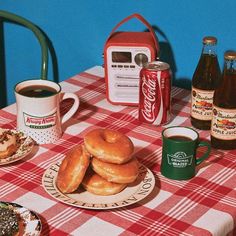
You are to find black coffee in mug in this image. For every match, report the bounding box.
[18,85,57,98]
[168,135,193,141]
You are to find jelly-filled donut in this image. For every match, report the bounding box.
[84,129,134,164]
[91,157,139,184]
[56,144,90,193]
[82,169,127,196]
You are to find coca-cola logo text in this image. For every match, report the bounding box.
[141,75,157,122]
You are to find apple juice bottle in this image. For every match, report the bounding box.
[191,36,221,130]
[211,51,236,149]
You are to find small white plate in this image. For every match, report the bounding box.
[0,201,42,235]
[0,129,34,165]
[42,162,155,210]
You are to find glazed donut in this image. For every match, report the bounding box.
[84,129,134,164]
[91,157,140,184]
[56,144,90,193]
[0,128,17,159]
[82,169,127,196]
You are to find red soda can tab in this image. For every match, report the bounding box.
[138,61,172,125]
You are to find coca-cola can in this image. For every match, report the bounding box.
[138,61,172,125]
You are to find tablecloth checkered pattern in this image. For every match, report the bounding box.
[0,66,235,236]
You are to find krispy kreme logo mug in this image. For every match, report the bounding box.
[160,126,211,180]
[15,79,79,144]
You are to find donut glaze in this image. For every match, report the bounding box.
[82,169,127,196]
[91,157,139,184]
[56,144,91,193]
[84,129,134,164]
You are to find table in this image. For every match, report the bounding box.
[0,66,235,236]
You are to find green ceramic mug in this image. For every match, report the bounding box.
[160,126,211,180]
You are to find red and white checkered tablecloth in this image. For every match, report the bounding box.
[0,66,235,236]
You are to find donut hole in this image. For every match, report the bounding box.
[103,130,119,144]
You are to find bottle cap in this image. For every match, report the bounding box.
[224,51,236,60]
[203,36,217,45]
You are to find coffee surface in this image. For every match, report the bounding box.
[168,135,192,141]
[18,85,57,97]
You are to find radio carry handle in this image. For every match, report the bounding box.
[107,13,160,57]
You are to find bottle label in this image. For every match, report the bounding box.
[191,87,214,120]
[211,105,236,140]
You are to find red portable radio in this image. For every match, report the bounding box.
[104,13,159,106]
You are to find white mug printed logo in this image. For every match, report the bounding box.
[24,111,57,129]
[167,152,193,168]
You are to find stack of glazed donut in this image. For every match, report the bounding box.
[56,128,140,196]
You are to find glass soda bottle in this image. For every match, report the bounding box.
[211,51,236,150]
[191,36,221,130]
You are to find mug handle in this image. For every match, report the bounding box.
[60,93,80,124]
[196,141,211,165]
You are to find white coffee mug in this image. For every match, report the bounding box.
[15,79,80,144]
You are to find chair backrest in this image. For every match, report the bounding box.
[0,10,48,108]
[0,10,48,80]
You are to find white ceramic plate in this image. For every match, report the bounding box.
[0,201,42,235]
[42,162,155,210]
[0,129,34,165]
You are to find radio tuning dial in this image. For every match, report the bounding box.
[134,53,148,67]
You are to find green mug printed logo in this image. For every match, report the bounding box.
[167,152,193,168]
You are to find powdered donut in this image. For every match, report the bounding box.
[56,144,90,193]
[84,129,134,164]
[91,157,139,184]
